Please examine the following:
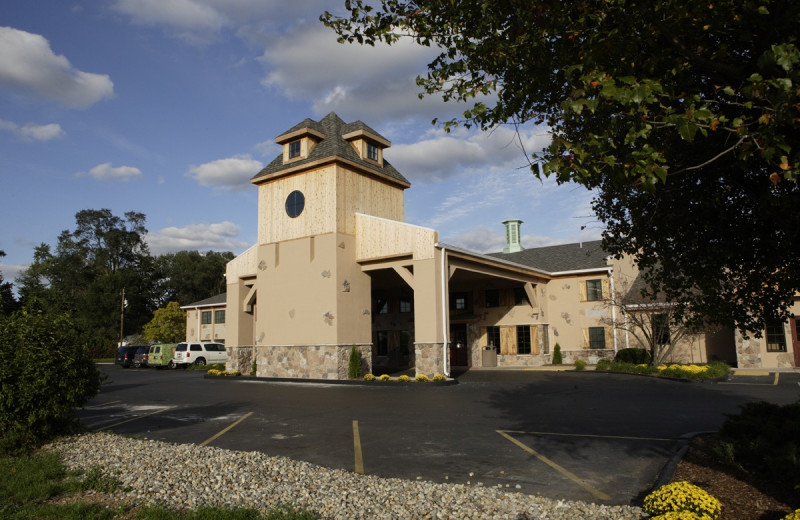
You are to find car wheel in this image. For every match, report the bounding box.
[168,361,174,369]
[194,358,206,366]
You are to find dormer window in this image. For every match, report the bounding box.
[289,140,301,159]
[367,142,379,161]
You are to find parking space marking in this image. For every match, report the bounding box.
[501,429,674,442]
[92,406,177,430]
[497,430,612,501]
[200,412,254,447]
[723,372,779,386]
[353,420,364,474]
[83,400,122,409]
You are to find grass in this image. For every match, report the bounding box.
[0,450,318,520]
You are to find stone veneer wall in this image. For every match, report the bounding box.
[497,354,548,367]
[227,345,253,375]
[415,342,446,377]
[734,330,762,368]
[252,344,372,380]
[561,349,615,365]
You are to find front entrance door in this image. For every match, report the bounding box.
[791,317,800,368]
[450,323,468,367]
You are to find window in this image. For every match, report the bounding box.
[285,190,305,218]
[376,297,389,314]
[376,331,389,356]
[586,279,603,301]
[289,140,301,159]
[201,311,212,324]
[450,292,468,311]
[653,313,670,345]
[367,142,379,161]
[588,327,606,349]
[517,326,531,354]
[190,344,202,352]
[485,289,499,308]
[766,319,787,352]
[215,310,225,324]
[514,287,529,306]
[486,326,501,352]
[399,297,412,313]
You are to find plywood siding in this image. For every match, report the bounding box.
[355,214,438,260]
[336,167,404,235]
[227,245,257,279]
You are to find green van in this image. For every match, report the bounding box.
[148,343,177,368]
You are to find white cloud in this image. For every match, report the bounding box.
[390,125,551,183]
[185,155,263,191]
[0,119,65,142]
[113,0,227,42]
[0,27,114,108]
[146,221,250,255]
[76,162,143,182]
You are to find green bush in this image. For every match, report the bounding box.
[614,347,652,365]
[715,401,800,485]
[348,346,362,379]
[0,311,102,454]
[595,358,612,371]
[574,359,586,371]
[552,343,563,365]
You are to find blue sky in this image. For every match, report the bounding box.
[0,1,600,286]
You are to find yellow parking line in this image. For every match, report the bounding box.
[95,406,176,430]
[501,430,673,442]
[774,372,780,386]
[200,412,254,447]
[733,370,770,376]
[497,430,611,501]
[353,420,364,474]
[83,400,122,409]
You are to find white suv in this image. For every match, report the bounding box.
[173,342,227,368]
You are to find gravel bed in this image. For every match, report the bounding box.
[44,433,644,519]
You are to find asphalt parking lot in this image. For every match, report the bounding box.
[80,366,800,505]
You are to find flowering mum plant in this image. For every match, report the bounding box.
[643,481,721,520]
[415,374,430,382]
[432,374,446,382]
[782,509,800,520]
[649,511,706,520]
[378,374,391,381]
[397,375,411,382]
[364,373,376,381]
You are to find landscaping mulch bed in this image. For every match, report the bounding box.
[669,434,798,520]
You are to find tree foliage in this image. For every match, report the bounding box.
[0,250,18,316]
[0,310,101,454]
[153,250,232,307]
[323,0,800,333]
[143,301,187,343]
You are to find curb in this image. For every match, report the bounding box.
[642,430,716,502]
[203,374,459,386]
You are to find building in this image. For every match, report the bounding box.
[182,293,227,344]
[216,113,796,378]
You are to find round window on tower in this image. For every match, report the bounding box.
[285,190,305,218]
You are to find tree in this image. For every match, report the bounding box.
[143,301,186,343]
[323,0,800,333]
[0,310,101,453]
[0,250,18,316]
[153,250,232,307]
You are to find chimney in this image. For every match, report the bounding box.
[502,219,524,253]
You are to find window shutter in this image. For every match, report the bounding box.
[476,291,485,309]
[501,326,516,355]
[500,289,511,307]
[530,326,539,355]
[605,327,613,350]
[582,328,590,348]
[389,331,400,351]
[479,327,487,347]
[579,281,588,302]
[602,279,610,300]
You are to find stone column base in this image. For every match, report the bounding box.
[415,342,446,377]
[226,345,254,375]
[252,344,372,380]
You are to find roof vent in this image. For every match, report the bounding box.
[502,219,524,253]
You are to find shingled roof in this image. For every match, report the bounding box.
[488,240,610,273]
[251,112,410,187]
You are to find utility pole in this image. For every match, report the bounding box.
[119,288,125,347]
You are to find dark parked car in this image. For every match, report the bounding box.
[115,345,148,368]
[133,346,148,368]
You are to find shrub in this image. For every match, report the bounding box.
[574,359,586,371]
[348,346,362,379]
[615,347,652,365]
[379,374,391,381]
[0,310,101,454]
[782,510,800,520]
[415,374,430,382]
[432,374,446,382]
[643,481,721,520]
[250,359,257,376]
[364,373,376,381]
[552,343,563,365]
[397,374,411,382]
[715,401,800,485]
[595,358,612,371]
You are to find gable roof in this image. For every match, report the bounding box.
[251,112,410,188]
[182,293,227,309]
[488,240,610,273]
